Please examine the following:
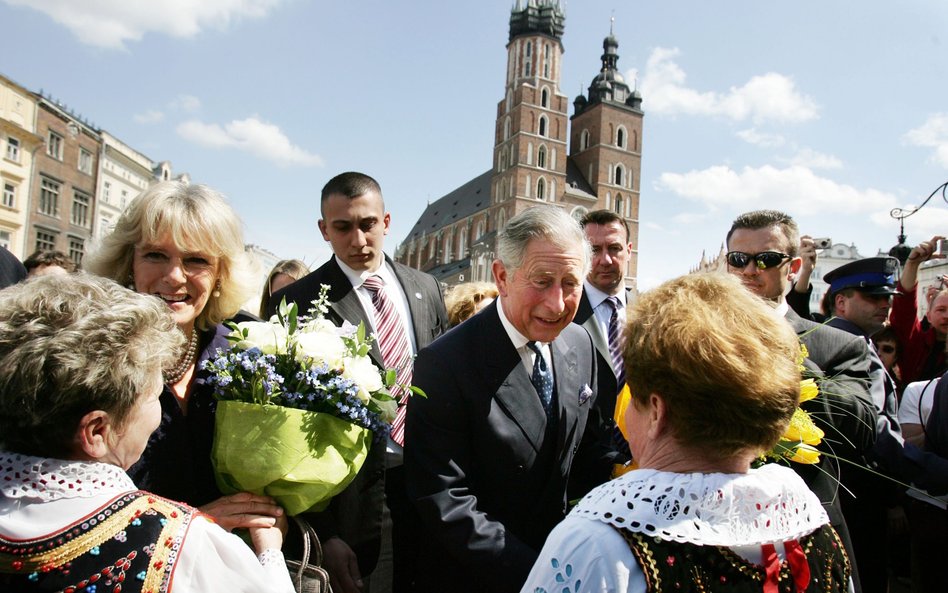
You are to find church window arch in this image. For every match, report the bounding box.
[541,87,550,108]
[543,44,551,78]
[616,125,627,149]
[580,129,590,151]
[497,207,507,230]
[538,115,548,137]
[444,231,453,263]
[614,164,625,186]
[527,142,534,165]
[537,145,547,169]
[506,89,513,113]
[458,229,467,257]
[476,220,485,240]
[503,117,511,141]
[615,194,624,216]
[537,177,546,201]
[428,237,436,260]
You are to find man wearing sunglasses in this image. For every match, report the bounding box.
[726,209,877,593]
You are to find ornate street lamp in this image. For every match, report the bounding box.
[889,180,948,265]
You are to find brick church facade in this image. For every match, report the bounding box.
[395,0,644,290]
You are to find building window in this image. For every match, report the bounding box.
[543,44,551,78]
[537,145,547,169]
[503,117,511,141]
[121,189,128,208]
[2,183,15,209]
[537,177,546,200]
[71,191,90,228]
[68,237,84,266]
[476,221,485,239]
[458,231,467,257]
[617,127,626,149]
[47,131,64,160]
[580,129,590,151]
[428,238,436,260]
[35,229,56,252]
[541,88,549,108]
[103,181,111,204]
[79,148,93,174]
[5,137,20,162]
[615,195,624,216]
[614,165,624,186]
[40,177,60,217]
[538,115,547,137]
[523,41,532,77]
[0,229,10,250]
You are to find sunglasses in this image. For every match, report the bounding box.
[725,251,792,270]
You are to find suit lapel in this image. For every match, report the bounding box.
[482,303,547,453]
[551,334,582,457]
[578,291,614,381]
[324,258,384,366]
[390,257,427,348]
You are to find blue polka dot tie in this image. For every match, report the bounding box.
[527,341,554,419]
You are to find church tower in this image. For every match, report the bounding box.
[490,0,569,228]
[570,23,644,287]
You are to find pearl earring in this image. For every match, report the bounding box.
[212,281,221,298]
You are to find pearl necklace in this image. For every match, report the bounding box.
[165,330,199,385]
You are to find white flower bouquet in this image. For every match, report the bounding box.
[202,286,403,515]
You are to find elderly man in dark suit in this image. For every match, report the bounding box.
[726,209,877,593]
[269,172,448,593]
[405,206,598,593]
[569,209,633,496]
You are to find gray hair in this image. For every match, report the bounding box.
[0,273,184,458]
[84,180,256,330]
[497,206,591,275]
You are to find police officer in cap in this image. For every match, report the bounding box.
[823,256,900,339]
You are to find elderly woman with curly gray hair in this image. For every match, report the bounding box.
[0,274,294,592]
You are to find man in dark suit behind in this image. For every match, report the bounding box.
[268,172,448,593]
[0,246,26,289]
[726,209,877,593]
[405,206,598,593]
[569,209,634,497]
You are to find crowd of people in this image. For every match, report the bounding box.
[0,172,944,593]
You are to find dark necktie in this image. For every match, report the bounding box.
[362,275,412,446]
[527,341,554,419]
[607,296,626,386]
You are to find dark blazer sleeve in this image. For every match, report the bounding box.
[794,317,878,460]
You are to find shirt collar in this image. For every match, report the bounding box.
[583,280,625,310]
[336,256,394,290]
[497,296,534,351]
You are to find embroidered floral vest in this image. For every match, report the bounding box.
[0,490,197,593]
[620,524,851,593]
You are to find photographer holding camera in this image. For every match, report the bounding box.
[787,234,829,320]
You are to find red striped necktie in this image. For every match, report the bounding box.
[362,274,413,446]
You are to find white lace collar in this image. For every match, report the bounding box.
[0,451,136,503]
[574,463,829,547]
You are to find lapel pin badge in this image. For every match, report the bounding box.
[579,384,593,405]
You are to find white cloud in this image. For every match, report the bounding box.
[784,148,843,170]
[903,113,948,168]
[133,109,164,124]
[177,116,324,168]
[641,47,818,124]
[736,128,785,148]
[4,0,284,49]
[171,94,201,113]
[655,164,894,214]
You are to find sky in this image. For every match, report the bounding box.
[3,0,948,290]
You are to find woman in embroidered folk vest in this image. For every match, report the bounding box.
[0,274,295,592]
[521,273,853,593]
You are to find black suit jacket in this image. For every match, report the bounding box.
[405,301,597,593]
[267,255,447,575]
[0,247,25,289]
[568,289,631,497]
